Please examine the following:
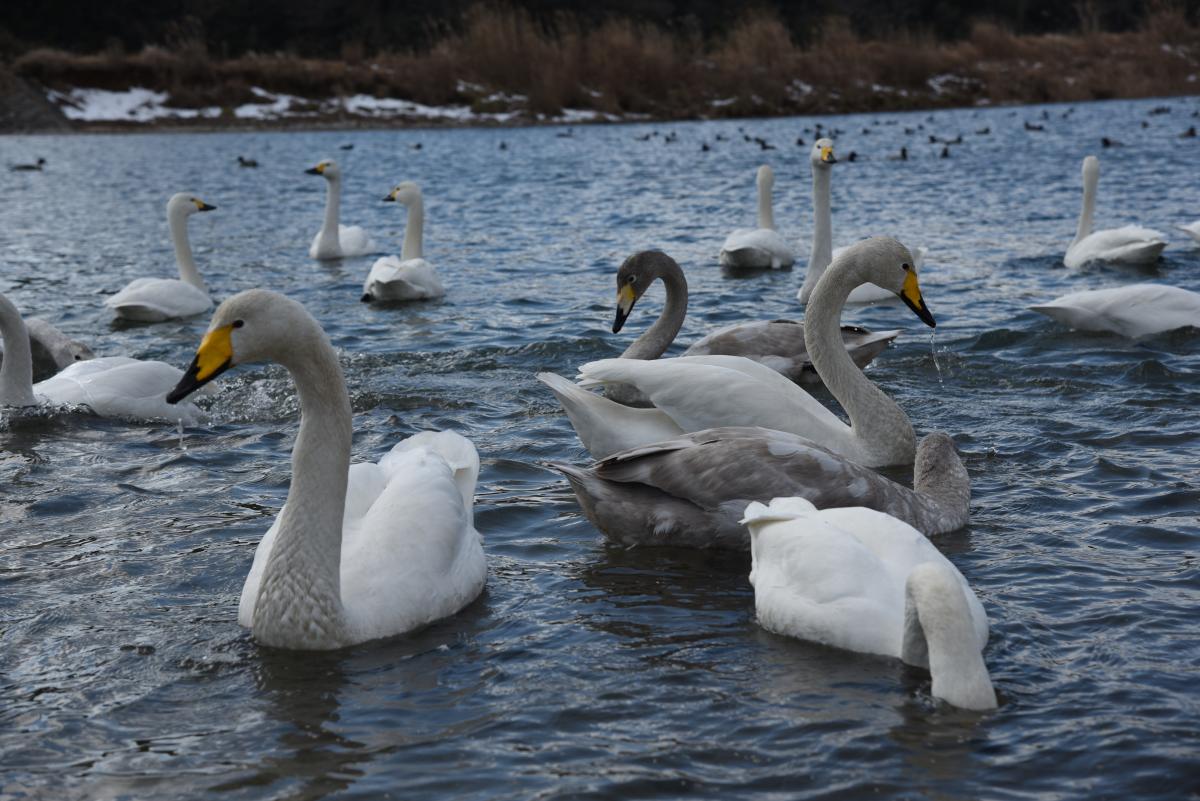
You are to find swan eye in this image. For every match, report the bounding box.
[626,275,637,285]
[902,263,911,271]
[232,320,244,328]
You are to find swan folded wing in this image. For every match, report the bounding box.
[34,356,206,423]
[340,446,484,639]
[1031,284,1200,338]
[1068,226,1166,266]
[337,225,376,257]
[720,229,795,268]
[593,427,958,536]
[106,278,211,319]
[577,355,849,446]
[379,430,480,514]
[537,371,684,459]
[364,257,444,299]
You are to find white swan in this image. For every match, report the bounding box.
[1030,283,1200,338]
[105,193,215,322]
[361,182,444,302]
[0,316,94,381]
[1177,220,1200,245]
[540,237,935,466]
[1065,155,1166,268]
[719,165,796,269]
[742,497,996,711]
[307,159,376,260]
[165,289,485,650]
[0,291,205,423]
[798,139,925,305]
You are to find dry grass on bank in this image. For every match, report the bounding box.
[10,4,1200,121]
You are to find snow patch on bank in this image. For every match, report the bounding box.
[48,87,221,122]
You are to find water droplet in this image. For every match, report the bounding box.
[929,330,943,385]
[177,418,187,451]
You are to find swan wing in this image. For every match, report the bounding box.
[363,257,445,300]
[720,228,795,269]
[537,371,683,459]
[1065,226,1167,267]
[34,356,206,423]
[1176,221,1200,244]
[337,224,376,257]
[1030,283,1200,338]
[106,278,212,321]
[576,355,851,451]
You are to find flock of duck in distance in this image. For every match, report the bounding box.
[3,107,1200,714]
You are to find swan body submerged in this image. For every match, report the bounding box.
[0,292,204,423]
[719,165,795,269]
[1065,156,1166,268]
[307,159,376,260]
[1030,283,1200,338]
[545,238,934,467]
[166,289,485,650]
[743,497,996,710]
[603,250,898,406]
[362,182,444,302]
[106,193,215,322]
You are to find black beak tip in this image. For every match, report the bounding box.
[382,195,394,202]
[200,203,216,211]
[305,167,320,175]
[360,293,372,303]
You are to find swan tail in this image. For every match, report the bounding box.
[912,432,970,532]
[740,497,820,526]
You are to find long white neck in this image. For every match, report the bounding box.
[0,294,37,406]
[803,256,915,465]
[901,563,996,710]
[318,176,343,251]
[169,209,206,291]
[799,166,833,304]
[251,329,353,649]
[1074,166,1097,247]
[620,260,687,361]
[757,176,775,231]
[401,194,425,260]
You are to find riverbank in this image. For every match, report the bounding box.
[3,6,1198,133]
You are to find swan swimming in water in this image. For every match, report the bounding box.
[599,250,898,404]
[166,289,486,650]
[1064,155,1166,268]
[0,291,205,423]
[719,165,796,270]
[743,497,996,711]
[797,139,926,305]
[1030,283,1200,338]
[541,238,934,467]
[105,193,215,322]
[307,159,376,260]
[361,182,444,302]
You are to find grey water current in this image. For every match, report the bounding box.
[1,96,1198,800]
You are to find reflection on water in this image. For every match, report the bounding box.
[2,93,1199,799]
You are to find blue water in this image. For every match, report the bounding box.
[1,96,1198,800]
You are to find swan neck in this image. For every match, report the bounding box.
[757,176,775,231]
[401,194,424,261]
[169,210,206,291]
[902,566,995,709]
[1075,168,1097,246]
[804,259,913,464]
[620,260,687,360]
[801,167,833,304]
[320,176,342,246]
[0,294,36,406]
[252,333,353,648]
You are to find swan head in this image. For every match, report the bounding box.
[613,250,678,333]
[838,237,935,327]
[305,159,341,180]
[383,181,421,205]
[166,289,316,403]
[810,138,837,167]
[756,164,774,190]
[166,192,216,218]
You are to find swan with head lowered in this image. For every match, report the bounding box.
[0,316,94,381]
[307,159,376,260]
[1030,283,1200,338]
[1065,155,1166,268]
[105,193,215,322]
[0,291,205,423]
[598,251,898,402]
[165,289,485,650]
[540,237,933,467]
[719,165,796,269]
[361,182,444,302]
[1177,220,1200,245]
[797,139,926,305]
[743,497,996,710]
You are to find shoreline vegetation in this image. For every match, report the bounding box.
[2,5,1199,133]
